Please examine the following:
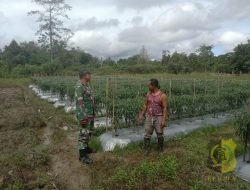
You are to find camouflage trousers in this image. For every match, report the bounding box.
[78,118,94,150]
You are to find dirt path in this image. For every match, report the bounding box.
[47,126,92,190]
[26,86,92,190]
[0,84,92,190]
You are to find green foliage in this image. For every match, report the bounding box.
[41,61,63,75]
[196,44,214,68]
[37,174,53,188]
[1,39,250,76]
[234,110,250,160]
[167,52,190,74]
[6,182,25,190]
[0,60,8,77]
[92,121,250,190]
[189,180,206,190]
[89,136,103,152]
[31,76,250,128]
[107,155,178,189]
[91,127,107,136]
[113,141,143,155]
[232,40,250,73]
[235,110,250,142]
[63,114,77,125]
[0,40,99,77]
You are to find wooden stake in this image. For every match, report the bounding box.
[193,79,196,97]
[112,77,116,136]
[169,79,172,98]
[217,78,220,96]
[106,78,109,132]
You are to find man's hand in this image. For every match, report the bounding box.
[137,113,145,124]
[80,118,89,125]
[161,121,166,128]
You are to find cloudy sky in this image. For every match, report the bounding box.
[0,0,250,59]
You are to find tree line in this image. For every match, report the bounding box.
[0,40,99,77]
[160,43,250,74]
[0,0,249,77]
[0,40,250,77]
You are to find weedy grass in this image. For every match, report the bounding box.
[0,78,61,189]
[91,121,250,190]
[89,136,103,152]
[51,128,67,144]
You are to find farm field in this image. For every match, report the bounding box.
[2,0,250,189]
[31,73,250,128]
[0,74,250,190]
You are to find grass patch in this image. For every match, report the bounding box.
[63,113,77,125]
[5,182,25,190]
[51,129,67,144]
[113,141,143,153]
[89,136,103,152]
[0,78,30,87]
[26,129,42,146]
[91,121,250,190]
[33,147,50,167]
[103,155,178,190]
[36,173,54,189]
[92,127,107,136]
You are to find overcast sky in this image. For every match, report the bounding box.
[0,0,250,59]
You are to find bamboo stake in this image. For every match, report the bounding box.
[217,78,220,96]
[204,80,207,95]
[112,76,116,137]
[169,79,172,98]
[193,79,196,97]
[106,78,109,132]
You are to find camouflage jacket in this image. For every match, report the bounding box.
[75,81,94,121]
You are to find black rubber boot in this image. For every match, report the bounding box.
[157,137,164,154]
[144,138,150,156]
[79,149,93,164]
[85,146,97,154]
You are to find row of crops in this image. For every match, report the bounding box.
[31,76,250,127]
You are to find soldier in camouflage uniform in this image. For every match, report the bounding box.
[75,70,96,164]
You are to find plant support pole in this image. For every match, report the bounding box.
[106,78,109,132]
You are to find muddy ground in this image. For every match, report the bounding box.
[0,82,93,189]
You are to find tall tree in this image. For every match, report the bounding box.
[28,0,73,64]
[162,50,170,65]
[3,40,26,71]
[196,44,214,72]
[232,40,250,74]
[214,53,233,73]
[137,45,149,64]
[167,52,188,74]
